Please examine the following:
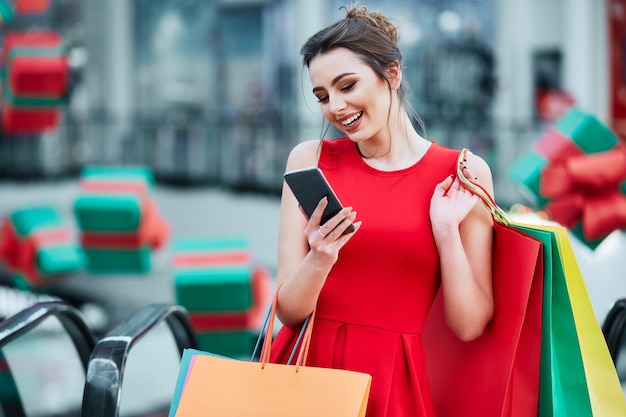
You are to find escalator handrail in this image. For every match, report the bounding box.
[81,303,198,417]
[602,298,626,363]
[0,301,96,417]
[0,300,96,368]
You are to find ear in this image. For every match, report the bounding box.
[385,60,402,90]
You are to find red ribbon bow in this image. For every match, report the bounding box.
[540,143,626,241]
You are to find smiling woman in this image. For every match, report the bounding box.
[268,4,496,417]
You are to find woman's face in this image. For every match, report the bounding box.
[308,47,394,144]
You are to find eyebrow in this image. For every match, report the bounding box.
[312,72,355,93]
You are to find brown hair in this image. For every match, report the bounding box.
[301,3,423,132]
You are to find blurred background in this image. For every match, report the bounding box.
[1,0,626,415]
[0,0,618,200]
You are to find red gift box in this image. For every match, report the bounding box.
[0,218,73,287]
[8,54,69,97]
[542,144,626,243]
[1,31,62,66]
[14,0,50,15]
[1,103,60,134]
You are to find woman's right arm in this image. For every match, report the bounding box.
[275,140,360,327]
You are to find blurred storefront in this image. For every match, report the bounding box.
[0,0,618,206]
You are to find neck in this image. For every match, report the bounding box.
[356,112,429,170]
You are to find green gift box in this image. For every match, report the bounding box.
[82,247,151,274]
[10,205,61,237]
[174,266,253,312]
[553,107,618,154]
[507,151,550,207]
[74,194,143,232]
[37,245,84,275]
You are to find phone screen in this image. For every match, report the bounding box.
[283,167,355,234]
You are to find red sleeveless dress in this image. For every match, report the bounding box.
[270,138,460,417]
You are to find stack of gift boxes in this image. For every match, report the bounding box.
[0,205,83,289]
[73,166,170,274]
[0,30,67,135]
[509,106,626,249]
[173,237,272,358]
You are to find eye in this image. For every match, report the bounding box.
[341,82,356,92]
[316,95,329,103]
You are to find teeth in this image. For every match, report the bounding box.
[342,112,362,126]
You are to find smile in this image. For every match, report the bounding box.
[341,111,363,127]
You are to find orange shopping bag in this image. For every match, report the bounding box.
[170,286,372,417]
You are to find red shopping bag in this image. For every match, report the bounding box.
[423,149,544,417]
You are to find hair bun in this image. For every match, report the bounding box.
[344,5,399,45]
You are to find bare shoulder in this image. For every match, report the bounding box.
[465,151,494,193]
[464,151,491,176]
[285,140,322,171]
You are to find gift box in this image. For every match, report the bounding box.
[79,165,155,190]
[176,266,254,312]
[79,247,152,274]
[173,237,252,269]
[73,166,169,273]
[15,0,50,14]
[3,42,68,97]
[173,238,273,357]
[0,205,83,288]
[5,55,68,98]
[188,266,271,329]
[1,102,60,134]
[74,194,144,232]
[1,32,63,66]
[509,107,625,249]
[0,31,67,134]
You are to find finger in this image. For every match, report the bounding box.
[309,196,328,225]
[435,175,455,196]
[325,207,355,237]
[452,176,466,193]
[459,163,472,180]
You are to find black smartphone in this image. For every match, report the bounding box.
[283,167,356,235]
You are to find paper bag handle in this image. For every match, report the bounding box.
[258,281,315,372]
[457,148,511,225]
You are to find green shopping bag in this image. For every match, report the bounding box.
[547,225,626,416]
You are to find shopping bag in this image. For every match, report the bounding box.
[543,224,626,416]
[513,223,593,417]
[446,148,625,416]
[170,286,372,417]
[168,348,216,417]
[423,149,545,417]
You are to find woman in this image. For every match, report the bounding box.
[270,5,495,417]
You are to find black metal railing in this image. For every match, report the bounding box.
[81,303,197,417]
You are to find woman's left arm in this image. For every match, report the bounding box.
[429,152,495,341]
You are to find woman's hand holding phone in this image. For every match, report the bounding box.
[284,167,357,236]
[309,197,358,240]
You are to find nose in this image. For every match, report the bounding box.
[328,94,346,114]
